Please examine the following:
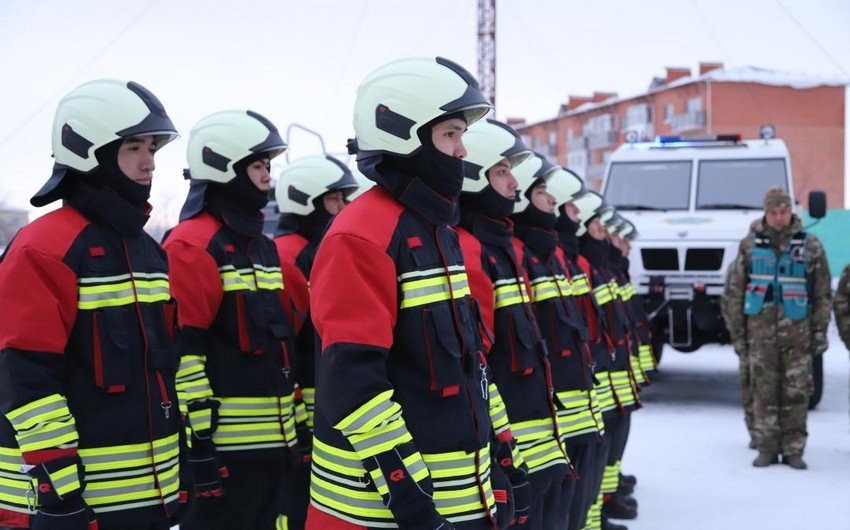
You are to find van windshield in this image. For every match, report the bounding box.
[697,159,787,210]
[604,161,691,210]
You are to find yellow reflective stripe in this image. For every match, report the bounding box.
[517,437,568,472]
[310,473,390,519]
[48,461,81,497]
[433,482,492,516]
[188,408,212,434]
[369,452,429,496]
[0,447,24,473]
[0,473,33,511]
[79,434,179,472]
[335,390,400,434]
[213,396,297,450]
[422,447,488,480]
[12,417,78,453]
[399,272,471,309]
[175,355,213,403]
[629,354,646,385]
[571,275,591,296]
[601,461,621,494]
[493,279,530,309]
[255,269,284,291]
[487,383,510,436]
[311,438,365,477]
[275,514,289,530]
[347,416,412,458]
[219,265,257,292]
[509,439,525,469]
[511,418,555,442]
[594,284,613,305]
[6,394,73,432]
[609,371,637,405]
[84,464,179,507]
[77,275,170,310]
[555,276,573,296]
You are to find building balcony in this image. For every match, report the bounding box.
[586,130,619,150]
[668,110,706,132]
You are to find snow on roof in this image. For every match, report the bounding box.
[668,65,849,90]
[516,65,849,128]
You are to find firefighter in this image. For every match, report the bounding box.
[305,57,499,530]
[510,154,603,529]
[456,119,566,529]
[0,79,187,530]
[273,154,360,529]
[573,194,636,530]
[163,110,298,530]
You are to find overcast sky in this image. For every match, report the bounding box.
[2,0,848,225]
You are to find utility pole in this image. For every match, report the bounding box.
[477,0,496,112]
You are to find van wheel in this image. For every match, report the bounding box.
[651,326,665,366]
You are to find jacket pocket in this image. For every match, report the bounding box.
[422,305,465,395]
[506,307,536,375]
[91,307,131,393]
[780,282,809,321]
[744,281,769,316]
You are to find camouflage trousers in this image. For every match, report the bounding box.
[737,351,755,441]
[746,306,814,456]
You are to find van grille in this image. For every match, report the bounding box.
[685,248,724,271]
[641,248,679,271]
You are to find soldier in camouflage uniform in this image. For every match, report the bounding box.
[722,187,831,470]
[834,265,850,344]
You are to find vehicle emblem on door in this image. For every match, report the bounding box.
[678,230,688,238]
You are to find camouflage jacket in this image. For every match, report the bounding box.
[721,215,831,347]
[834,264,850,350]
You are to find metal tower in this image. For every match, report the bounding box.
[477,0,496,111]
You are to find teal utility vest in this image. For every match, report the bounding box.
[744,230,809,320]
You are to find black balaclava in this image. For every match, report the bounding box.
[81,139,151,210]
[377,112,467,200]
[579,232,609,268]
[511,179,557,230]
[460,170,516,221]
[208,152,270,215]
[555,204,581,257]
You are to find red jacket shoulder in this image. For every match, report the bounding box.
[274,233,308,265]
[324,187,403,252]
[164,212,222,251]
[10,206,89,260]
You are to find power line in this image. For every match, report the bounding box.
[0,0,159,150]
[774,0,848,76]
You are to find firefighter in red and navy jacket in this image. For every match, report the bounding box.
[0,80,186,530]
[273,154,359,529]
[577,196,640,528]
[509,155,604,529]
[305,57,498,530]
[163,110,298,530]
[456,119,561,529]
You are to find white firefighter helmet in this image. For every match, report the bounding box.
[461,119,532,193]
[33,79,178,206]
[574,191,604,237]
[548,167,586,207]
[618,220,637,240]
[275,155,359,216]
[187,110,287,183]
[511,152,559,213]
[351,57,491,159]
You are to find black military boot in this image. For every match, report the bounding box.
[602,516,628,530]
[619,472,637,487]
[602,495,637,520]
[612,491,637,509]
[782,454,807,470]
[752,452,778,467]
[617,476,634,496]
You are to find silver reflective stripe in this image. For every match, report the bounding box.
[78,272,168,285]
[311,478,387,512]
[17,421,77,447]
[339,400,398,435]
[398,265,466,281]
[7,398,70,431]
[349,422,408,455]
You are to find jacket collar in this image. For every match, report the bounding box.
[514,223,557,258]
[206,194,264,238]
[65,181,150,236]
[460,210,513,248]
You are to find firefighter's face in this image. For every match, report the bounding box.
[765,204,792,231]
[487,159,518,200]
[530,184,556,213]
[431,118,468,158]
[323,191,346,215]
[117,136,156,186]
[564,202,580,222]
[588,218,607,240]
[246,158,272,192]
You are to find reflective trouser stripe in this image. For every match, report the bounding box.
[5,394,78,453]
[601,460,621,494]
[630,354,646,386]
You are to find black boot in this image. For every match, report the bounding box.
[602,516,628,530]
[617,478,634,496]
[613,491,637,509]
[619,472,637,487]
[602,495,638,520]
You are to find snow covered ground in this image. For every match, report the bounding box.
[624,326,850,529]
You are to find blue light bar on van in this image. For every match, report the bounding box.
[653,134,743,147]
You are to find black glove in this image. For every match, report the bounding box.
[30,496,97,530]
[188,437,228,498]
[24,456,97,530]
[365,442,453,530]
[490,461,514,529]
[492,435,531,527]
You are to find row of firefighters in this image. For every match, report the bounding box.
[0,57,656,530]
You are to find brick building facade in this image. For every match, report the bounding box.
[513,62,847,207]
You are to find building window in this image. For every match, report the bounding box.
[664,103,674,122]
[687,98,702,113]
